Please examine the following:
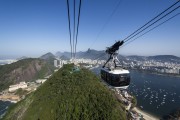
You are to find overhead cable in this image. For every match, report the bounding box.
[123,0,180,42]
[66,0,73,58]
[73,0,76,58]
[122,13,180,49]
[124,5,180,43]
[89,0,122,49]
[74,0,82,58]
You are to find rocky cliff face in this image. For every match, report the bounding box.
[0,58,54,91]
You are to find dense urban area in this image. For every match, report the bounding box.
[53,56,180,75]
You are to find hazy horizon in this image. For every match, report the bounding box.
[1,49,180,59]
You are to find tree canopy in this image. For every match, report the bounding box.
[4,64,126,120]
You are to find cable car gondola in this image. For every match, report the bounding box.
[101,41,130,89]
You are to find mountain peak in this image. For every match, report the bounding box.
[87,48,98,53]
[40,52,55,60]
[60,55,70,60]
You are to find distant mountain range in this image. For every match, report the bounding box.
[40,52,55,60]
[55,49,108,60]
[1,49,180,63]
[40,52,56,67]
[147,55,180,62]
[54,49,180,63]
[126,55,180,63]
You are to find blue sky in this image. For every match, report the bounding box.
[0,0,179,58]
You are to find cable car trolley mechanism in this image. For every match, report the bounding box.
[101,40,130,89]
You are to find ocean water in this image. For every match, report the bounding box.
[129,70,180,118]
[92,67,180,118]
[0,101,12,119]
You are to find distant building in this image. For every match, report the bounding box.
[54,60,58,67]
[44,74,52,79]
[59,60,68,68]
[9,82,27,92]
[36,79,47,84]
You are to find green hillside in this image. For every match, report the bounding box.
[0,58,54,91]
[40,52,56,67]
[4,64,126,120]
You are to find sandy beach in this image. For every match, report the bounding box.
[133,107,159,120]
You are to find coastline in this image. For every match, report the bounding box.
[133,107,160,120]
[0,94,20,103]
[0,99,17,103]
[0,100,13,118]
[131,69,180,78]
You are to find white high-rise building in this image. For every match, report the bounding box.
[54,60,58,67]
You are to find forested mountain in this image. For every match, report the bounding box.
[59,55,70,60]
[0,58,54,91]
[55,51,71,58]
[80,49,107,60]
[4,64,126,120]
[40,52,56,69]
[40,52,55,60]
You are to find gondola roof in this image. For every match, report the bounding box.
[101,67,129,74]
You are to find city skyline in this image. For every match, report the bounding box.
[0,0,179,58]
